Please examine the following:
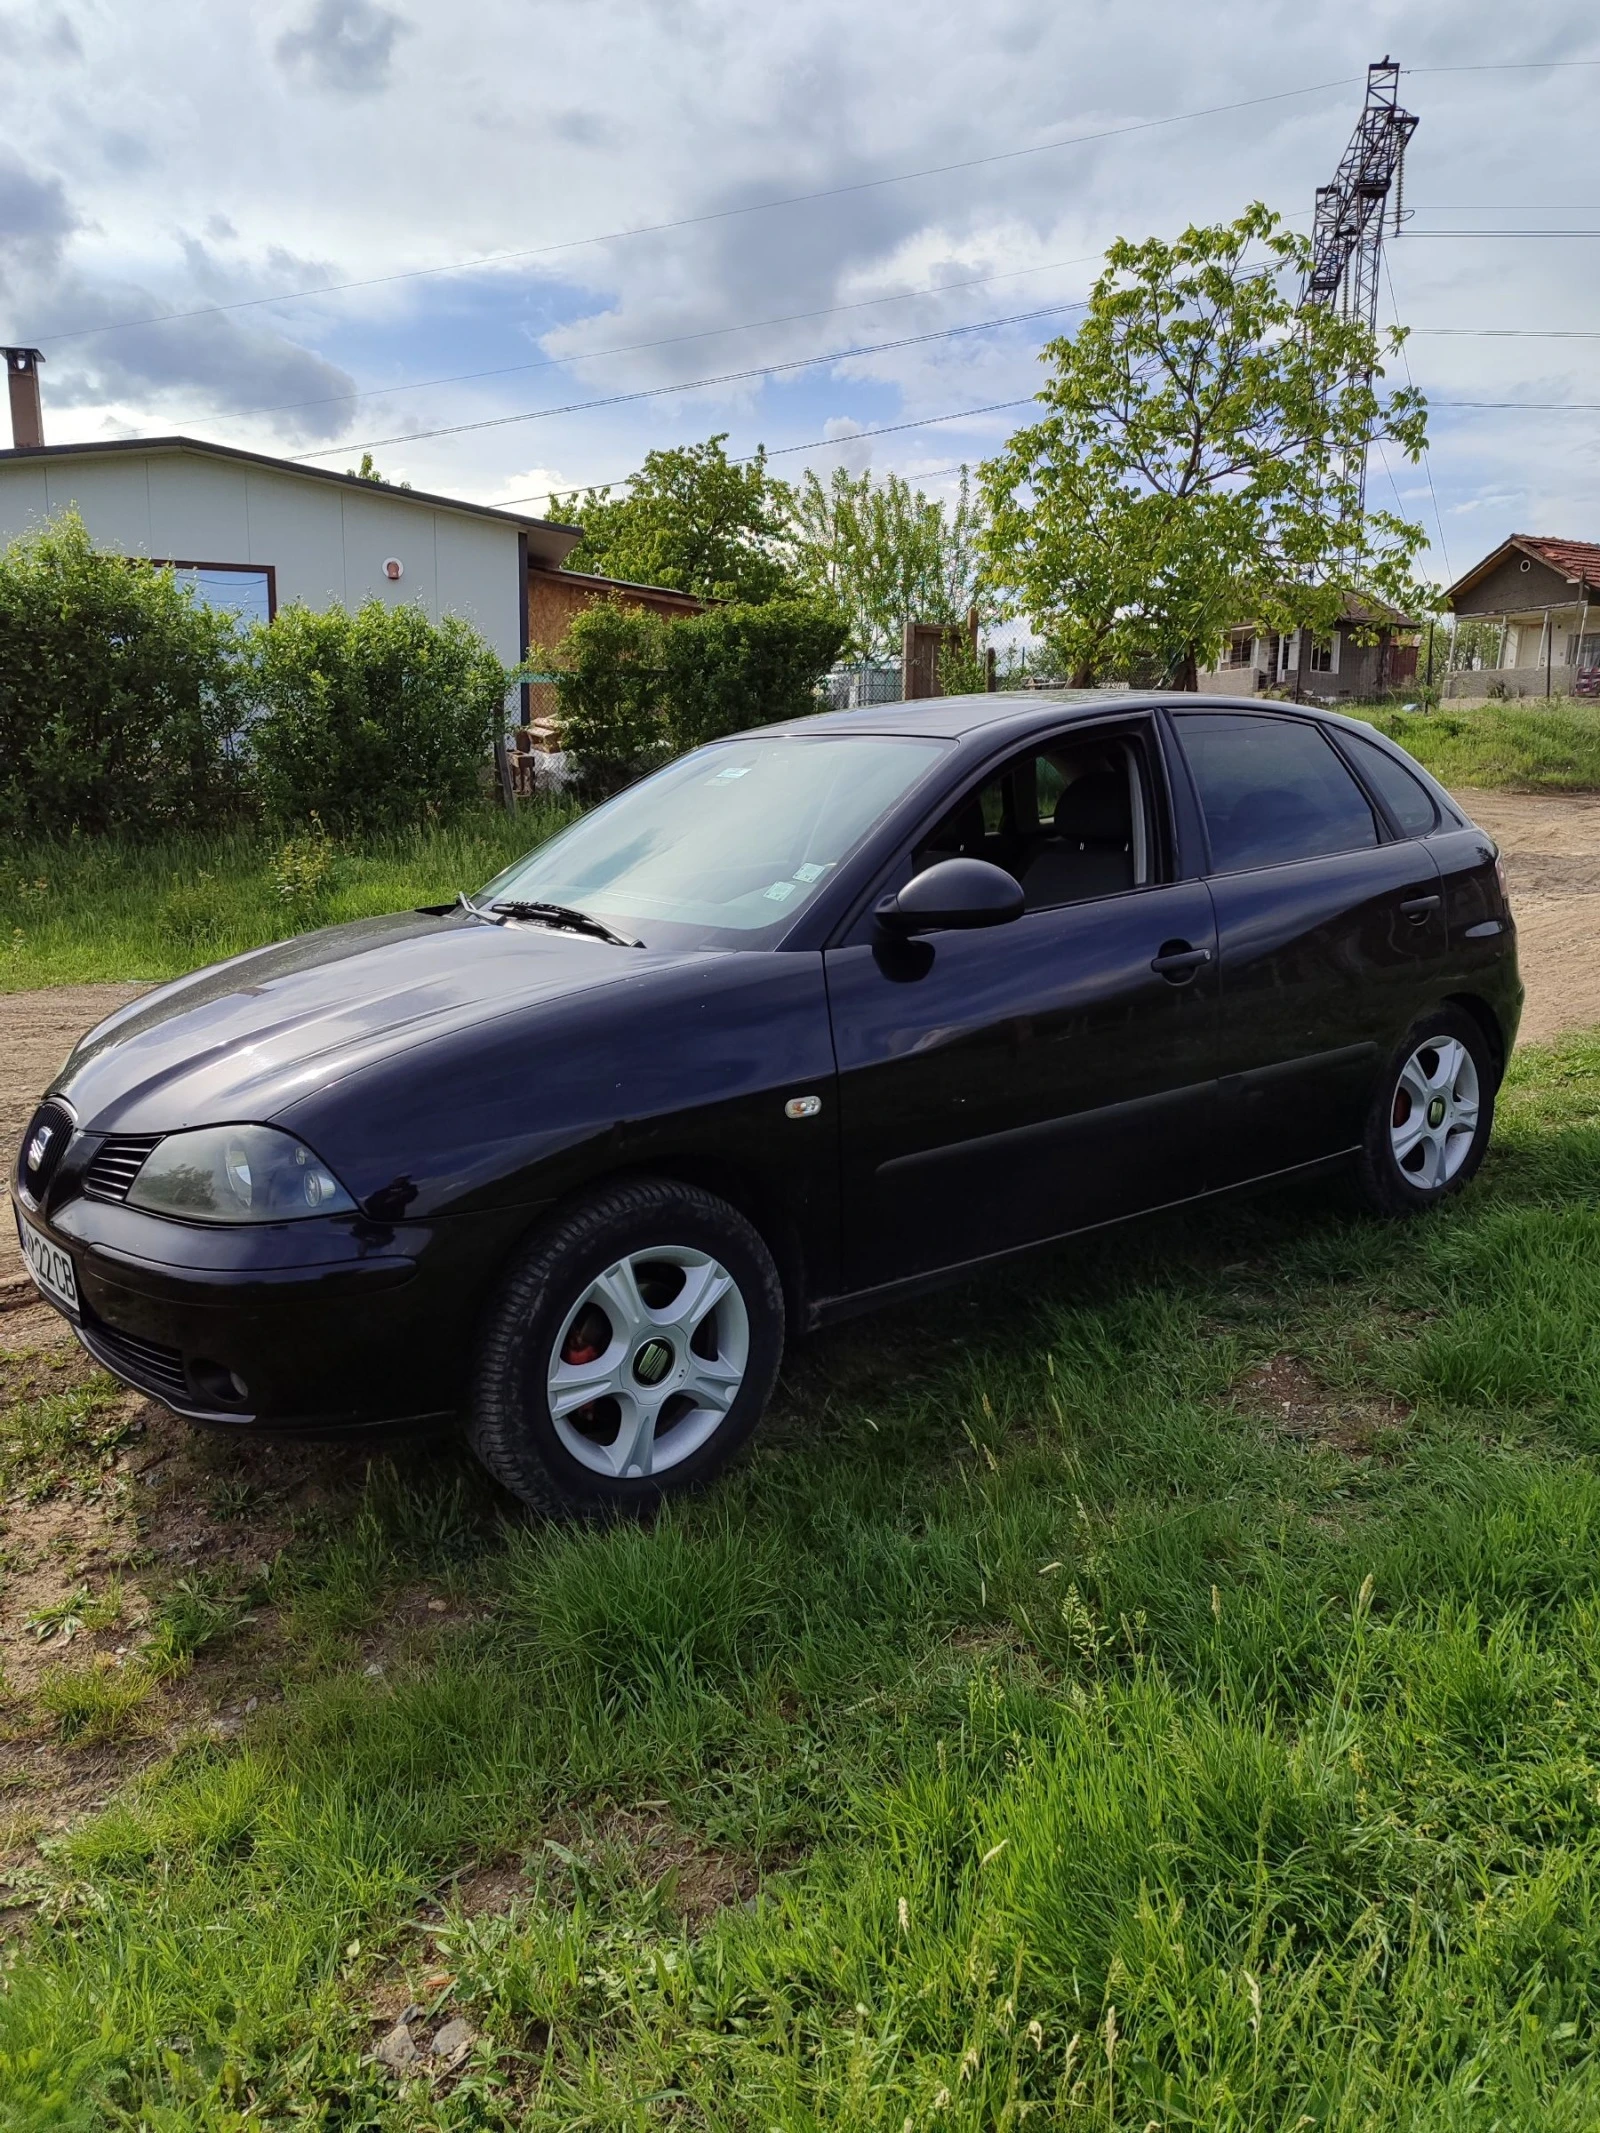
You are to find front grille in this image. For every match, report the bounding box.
[83,1135,161,1203]
[17,1100,73,1202]
[80,1321,189,1405]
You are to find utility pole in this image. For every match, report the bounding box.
[1302,58,1419,521]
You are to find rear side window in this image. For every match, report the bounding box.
[1342,730,1439,836]
[1174,712,1378,873]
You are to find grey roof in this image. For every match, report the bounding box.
[0,433,584,565]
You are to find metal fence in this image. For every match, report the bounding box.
[819,661,904,711]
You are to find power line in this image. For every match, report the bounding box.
[1432,398,1600,410]
[1410,327,1600,338]
[146,251,1105,431]
[292,300,1085,460]
[496,404,1037,507]
[1405,58,1600,73]
[1405,229,1600,237]
[24,76,1358,351]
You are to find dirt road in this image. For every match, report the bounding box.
[1454,790,1600,1044]
[2,789,1597,1291]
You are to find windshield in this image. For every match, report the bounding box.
[479,733,948,950]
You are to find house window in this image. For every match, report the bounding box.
[154,561,275,629]
[1226,633,1255,667]
[1308,636,1335,673]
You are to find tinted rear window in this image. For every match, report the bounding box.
[1174,713,1379,873]
[1342,730,1439,836]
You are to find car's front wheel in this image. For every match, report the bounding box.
[1353,1007,1496,1216]
[469,1177,784,1511]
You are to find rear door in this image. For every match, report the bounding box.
[825,715,1221,1292]
[1166,709,1448,1182]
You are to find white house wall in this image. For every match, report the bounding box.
[0,448,524,666]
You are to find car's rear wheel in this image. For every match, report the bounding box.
[469,1177,784,1511]
[1353,1007,1496,1216]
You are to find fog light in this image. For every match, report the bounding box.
[191,1359,250,1407]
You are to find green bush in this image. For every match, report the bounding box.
[553,595,846,791]
[0,510,244,837]
[246,599,511,832]
[661,596,847,751]
[551,598,671,794]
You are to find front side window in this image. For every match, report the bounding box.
[914,731,1151,912]
[1173,712,1378,873]
[480,734,948,949]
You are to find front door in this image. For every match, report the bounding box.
[1167,709,1449,1180]
[826,721,1220,1292]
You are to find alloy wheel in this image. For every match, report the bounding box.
[1390,1035,1481,1190]
[546,1246,750,1478]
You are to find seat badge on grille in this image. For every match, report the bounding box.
[26,1124,54,1172]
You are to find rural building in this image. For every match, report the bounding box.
[1442,535,1600,699]
[1196,594,1420,701]
[0,425,702,737]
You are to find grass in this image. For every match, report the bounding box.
[1347,697,1600,791]
[3,1036,1600,2123]
[0,800,575,991]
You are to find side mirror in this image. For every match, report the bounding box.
[875,856,1025,936]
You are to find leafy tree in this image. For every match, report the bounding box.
[246,599,509,831]
[553,596,845,792]
[554,435,793,603]
[979,203,1430,687]
[346,450,410,489]
[786,464,991,660]
[0,509,244,837]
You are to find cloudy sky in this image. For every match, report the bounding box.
[1,0,1598,586]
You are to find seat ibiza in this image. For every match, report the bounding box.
[13,694,1520,1509]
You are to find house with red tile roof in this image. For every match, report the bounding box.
[1444,535,1600,700]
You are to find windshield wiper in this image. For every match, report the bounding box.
[414,889,495,921]
[490,900,643,948]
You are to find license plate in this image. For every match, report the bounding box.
[14,1209,79,1315]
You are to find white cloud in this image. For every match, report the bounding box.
[275,0,411,96]
[0,0,1595,574]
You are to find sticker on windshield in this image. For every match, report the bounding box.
[793,862,830,883]
[712,764,752,781]
[764,880,799,901]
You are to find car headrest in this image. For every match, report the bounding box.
[1054,771,1130,846]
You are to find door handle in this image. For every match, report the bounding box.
[1150,942,1213,981]
[1399,894,1442,922]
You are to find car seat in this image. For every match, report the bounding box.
[1022,771,1134,908]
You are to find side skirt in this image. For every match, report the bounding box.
[804,1147,1358,1330]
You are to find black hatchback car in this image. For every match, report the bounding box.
[13,693,1519,1508]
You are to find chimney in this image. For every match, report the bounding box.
[4,348,45,450]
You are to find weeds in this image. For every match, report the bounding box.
[25,1579,124,1645]
[1349,696,1600,789]
[34,1655,155,1743]
[0,801,576,990]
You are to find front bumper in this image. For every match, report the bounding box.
[13,1182,535,1434]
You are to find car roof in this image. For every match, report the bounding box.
[756,688,1277,745]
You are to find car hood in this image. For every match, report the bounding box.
[54,910,677,1135]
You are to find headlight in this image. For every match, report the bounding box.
[125,1124,357,1223]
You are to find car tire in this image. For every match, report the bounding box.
[468,1176,785,1512]
[1352,1007,1497,1218]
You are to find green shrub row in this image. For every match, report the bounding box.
[0,513,512,839]
[553,595,848,792]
